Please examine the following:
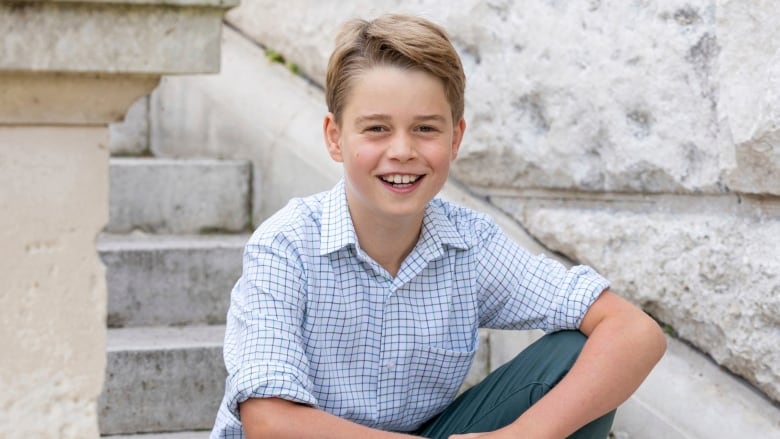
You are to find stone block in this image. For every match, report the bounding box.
[0,72,159,124]
[99,233,247,327]
[103,432,210,439]
[448,0,723,194]
[0,126,108,439]
[109,96,149,156]
[99,325,226,435]
[0,0,237,74]
[719,1,780,195]
[107,158,251,234]
[613,336,780,438]
[226,0,730,194]
[487,329,543,372]
[502,201,780,403]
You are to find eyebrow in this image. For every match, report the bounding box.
[354,114,392,125]
[353,114,448,125]
[414,114,448,123]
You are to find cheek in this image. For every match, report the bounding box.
[350,148,379,166]
[430,146,455,166]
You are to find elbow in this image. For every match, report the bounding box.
[240,397,289,439]
[645,314,668,365]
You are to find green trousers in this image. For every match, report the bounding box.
[413,331,616,439]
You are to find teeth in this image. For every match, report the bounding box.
[382,174,419,184]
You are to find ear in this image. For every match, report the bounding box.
[323,112,343,163]
[450,117,466,161]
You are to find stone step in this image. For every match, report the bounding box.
[103,432,209,439]
[98,233,247,328]
[107,158,251,234]
[99,325,227,436]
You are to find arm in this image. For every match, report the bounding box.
[456,289,666,439]
[240,397,419,439]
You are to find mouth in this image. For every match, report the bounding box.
[378,173,424,189]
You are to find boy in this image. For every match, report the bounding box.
[212,13,666,439]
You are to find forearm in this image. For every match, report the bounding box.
[240,397,418,439]
[495,292,666,439]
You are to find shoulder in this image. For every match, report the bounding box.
[428,197,501,248]
[246,191,327,254]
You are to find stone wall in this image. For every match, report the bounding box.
[226,0,780,402]
[0,127,109,439]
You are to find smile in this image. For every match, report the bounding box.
[380,174,421,184]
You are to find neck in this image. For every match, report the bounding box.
[351,211,423,278]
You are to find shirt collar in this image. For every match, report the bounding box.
[319,180,469,256]
[418,199,470,257]
[320,180,358,256]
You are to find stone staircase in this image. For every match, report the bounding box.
[98,157,253,437]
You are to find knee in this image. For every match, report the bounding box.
[544,330,587,350]
[504,330,586,385]
[525,330,586,356]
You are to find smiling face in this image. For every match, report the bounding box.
[324,65,465,230]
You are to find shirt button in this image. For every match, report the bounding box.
[383,360,395,369]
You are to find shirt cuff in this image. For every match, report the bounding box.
[556,265,610,331]
[226,369,318,419]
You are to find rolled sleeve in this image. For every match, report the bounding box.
[476,222,610,332]
[552,264,610,331]
[222,236,318,421]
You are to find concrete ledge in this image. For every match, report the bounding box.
[0,73,159,124]
[108,158,251,234]
[103,432,209,439]
[46,0,236,5]
[110,96,150,154]
[99,233,247,327]
[99,325,226,435]
[0,0,234,74]
[612,336,780,438]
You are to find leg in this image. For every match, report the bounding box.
[415,331,615,439]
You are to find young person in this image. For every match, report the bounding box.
[211,13,666,439]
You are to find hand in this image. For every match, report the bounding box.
[449,433,490,438]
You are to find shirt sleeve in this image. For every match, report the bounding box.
[222,232,317,421]
[475,221,610,332]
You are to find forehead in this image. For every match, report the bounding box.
[342,66,451,120]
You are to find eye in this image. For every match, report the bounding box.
[416,125,439,133]
[365,125,388,133]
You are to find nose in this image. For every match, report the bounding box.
[386,133,417,161]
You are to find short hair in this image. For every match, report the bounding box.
[325,14,466,124]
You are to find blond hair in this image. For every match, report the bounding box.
[325,14,465,124]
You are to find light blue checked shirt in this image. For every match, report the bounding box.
[212,180,609,437]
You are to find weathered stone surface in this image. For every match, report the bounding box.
[109,96,149,156]
[0,72,159,124]
[719,1,780,195]
[0,127,108,439]
[227,0,732,194]
[613,335,780,439]
[107,158,251,234]
[103,432,210,439]
[487,329,542,372]
[99,325,226,435]
[99,233,246,327]
[506,203,780,402]
[0,0,235,74]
